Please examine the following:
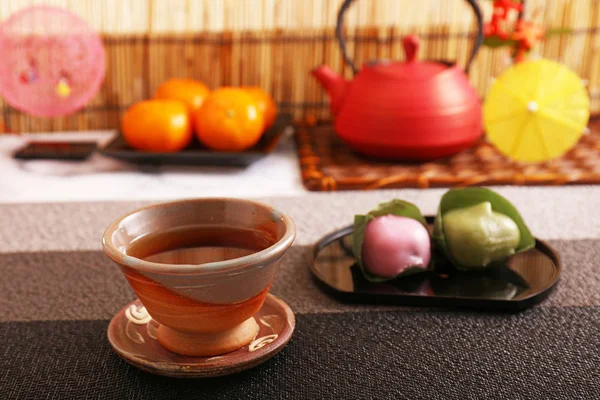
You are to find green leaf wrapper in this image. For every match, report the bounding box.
[545,27,573,36]
[432,188,535,270]
[483,37,518,48]
[352,199,429,282]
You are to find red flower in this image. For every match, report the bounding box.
[484,20,510,40]
[485,1,522,40]
[512,20,545,49]
[514,46,529,62]
[493,0,523,19]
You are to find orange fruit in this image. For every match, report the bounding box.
[153,78,210,115]
[194,87,265,152]
[243,86,277,130]
[121,100,191,152]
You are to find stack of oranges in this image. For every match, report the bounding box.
[121,78,277,153]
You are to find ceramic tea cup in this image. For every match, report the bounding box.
[102,198,296,357]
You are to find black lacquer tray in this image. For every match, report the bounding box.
[13,141,97,161]
[100,114,292,167]
[311,217,561,311]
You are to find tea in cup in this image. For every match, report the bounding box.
[102,198,296,357]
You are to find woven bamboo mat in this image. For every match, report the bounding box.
[3,0,600,133]
[295,119,600,191]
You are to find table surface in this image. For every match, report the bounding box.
[0,131,305,203]
[1,132,600,399]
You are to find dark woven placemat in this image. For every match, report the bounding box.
[2,195,600,399]
[3,307,600,399]
[295,120,600,191]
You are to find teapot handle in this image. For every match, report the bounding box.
[336,0,484,75]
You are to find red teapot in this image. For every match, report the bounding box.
[312,0,484,160]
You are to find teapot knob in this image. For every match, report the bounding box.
[403,35,420,63]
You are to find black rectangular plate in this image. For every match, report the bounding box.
[310,217,561,312]
[100,114,292,167]
[13,141,97,161]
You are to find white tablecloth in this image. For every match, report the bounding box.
[0,131,306,203]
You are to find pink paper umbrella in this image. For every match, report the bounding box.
[0,5,106,117]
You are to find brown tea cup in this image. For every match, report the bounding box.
[102,198,296,356]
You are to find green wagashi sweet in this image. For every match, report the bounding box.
[442,202,520,268]
[433,188,535,270]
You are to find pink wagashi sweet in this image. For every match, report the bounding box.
[362,215,431,279]
[0,5,105,117]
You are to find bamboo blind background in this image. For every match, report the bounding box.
[0,0,599,133]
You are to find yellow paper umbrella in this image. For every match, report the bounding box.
[483,59,590,162]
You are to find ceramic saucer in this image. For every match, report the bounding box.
[107,293,295,378]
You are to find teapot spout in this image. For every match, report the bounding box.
[311,65,348,116]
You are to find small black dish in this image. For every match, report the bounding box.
[311,217,561,311]
[100,114,292,167]
[13,141,97,161]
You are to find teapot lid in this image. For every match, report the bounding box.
[370,35,449,79]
